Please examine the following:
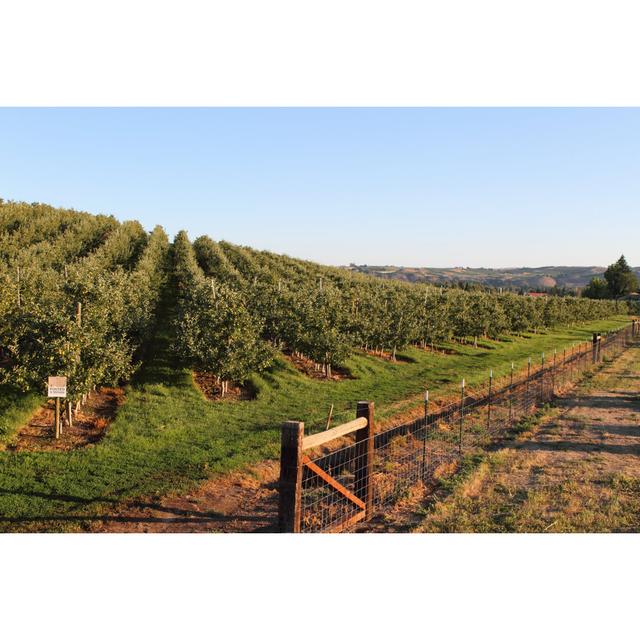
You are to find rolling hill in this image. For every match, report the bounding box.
[345,264,640,291]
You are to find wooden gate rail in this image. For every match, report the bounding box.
[301,455,365,509]
[278,401,374,533]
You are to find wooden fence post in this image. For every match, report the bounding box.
[354,401,375,520]
[278,420,304,533]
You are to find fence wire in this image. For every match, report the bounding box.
[297,324,636,533]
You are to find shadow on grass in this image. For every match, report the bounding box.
[559,394,640,410]
[515,440,640,455]
[0,487,277,531]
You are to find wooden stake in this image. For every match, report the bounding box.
[325,404,334,430]
[55,398,60,439]
[66,400,73,429]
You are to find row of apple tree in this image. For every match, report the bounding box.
[187,234,629,379]
[0,201,169,405]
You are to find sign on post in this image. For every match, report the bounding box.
[48,376,67,440]
[47,376,67,398]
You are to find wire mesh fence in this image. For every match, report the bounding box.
[279,322,638,533]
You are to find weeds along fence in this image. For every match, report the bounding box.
[278,320,640,533]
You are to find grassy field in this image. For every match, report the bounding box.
[0,312,632,531]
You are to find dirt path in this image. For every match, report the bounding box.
[91,460,280,533]
[413,345,640,533]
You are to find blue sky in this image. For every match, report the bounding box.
[1,108,638,268]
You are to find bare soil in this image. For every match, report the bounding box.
[414,344,459,356]
[91,460,280,533]
[283,352,353,381]
[7,386,124,452]
[193,371,256,401]
[360,348,415,363]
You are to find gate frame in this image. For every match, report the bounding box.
[278,401,374,533]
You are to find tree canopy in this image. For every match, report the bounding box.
[583,255,639,299]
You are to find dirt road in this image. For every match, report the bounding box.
[414,345,640,533]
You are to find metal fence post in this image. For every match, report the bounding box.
[552,349,557,397]
[526,357,531,412]
[509,362,514,426]
[421,390,429,480]
[355,401,375,520]
[598,333,602,362]
[540,352,545,403]
[458,379,465,456]
[487,369,493,432]
[572,344,575,374]
[278,420,304,533]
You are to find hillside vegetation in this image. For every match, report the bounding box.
[347,263,640,291]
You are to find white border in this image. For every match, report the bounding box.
[1,1,640,106]
[1,2,638,637]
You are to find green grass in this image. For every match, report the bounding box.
[0,386,42,444]
[0,313,632,531]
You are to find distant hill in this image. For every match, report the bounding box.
[344,264,640,291]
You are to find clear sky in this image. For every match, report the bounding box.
[0,107,638,268]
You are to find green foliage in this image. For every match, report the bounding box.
[191,233,629,378]
[173,232,273,391]
[604,255,639,298]
[583,256,639,299]
[0,202,169,400]
[583,277,610,299]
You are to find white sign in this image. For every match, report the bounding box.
[48,376,67,398]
